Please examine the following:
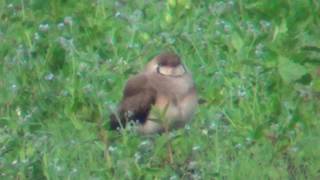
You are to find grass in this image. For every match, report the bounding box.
[1,0,320,179]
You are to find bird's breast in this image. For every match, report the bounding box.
[138,88,197,134]
[155,87,197,127]
[137,73,197,134]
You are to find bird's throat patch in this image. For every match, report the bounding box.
[157,65,186,77]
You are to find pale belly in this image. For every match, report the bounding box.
[137,90,198,134]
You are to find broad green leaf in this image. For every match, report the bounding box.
[231,33,244,52]
[311,79,320,92]
[272,19,288,41]
[278,57,308,83]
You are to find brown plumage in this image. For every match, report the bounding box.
[110,53,198,134]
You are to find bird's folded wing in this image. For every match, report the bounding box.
[110,74,157,130]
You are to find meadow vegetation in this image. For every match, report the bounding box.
[1,0,320,179]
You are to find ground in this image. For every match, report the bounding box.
[1,0,320,179]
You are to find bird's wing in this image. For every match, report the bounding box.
[110,74,157,130]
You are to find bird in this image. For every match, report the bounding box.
[110,52,198,134]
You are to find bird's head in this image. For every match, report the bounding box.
[145,53,186,77]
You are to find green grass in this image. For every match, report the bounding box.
[1,0,320,179]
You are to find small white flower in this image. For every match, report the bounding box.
[202,129,208,136]
[260,20,271,29]
[235,143,242,149]
[83,84,93,93]
[139,140,150,146]
[271,123,279,130]
[71,168,78,173]
[134,152,141,161]
[61,90,69,97]
[187,161,197,170]
[108,146,117,152]
[223,23,231,32]
[214,30,221,36]
[128,43,139,49]
[192,145,200,151]
[34,32,40,40]
[126,110,134,118]
[215,20,224,26]
[57,22,64,29]
[245,137,253,144]
[247,23,259,34]
[64,16,73,26]
[11,84,17,91]
[45,73,54,81]
[228,0,235,6]
[209,122,216,130]
[115,12,121,17]
[255,43,264,57]
[56,166,62,172]
[79,62,88,71]
[289,146,299,153]
[58,37,74,51]
[39,23,49,32]
[16,107,21,117]
[191,173,202,180]
[238,88,247,97]
[0,145,6,152]
[12,160,18,165]
[169,175,178,180]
